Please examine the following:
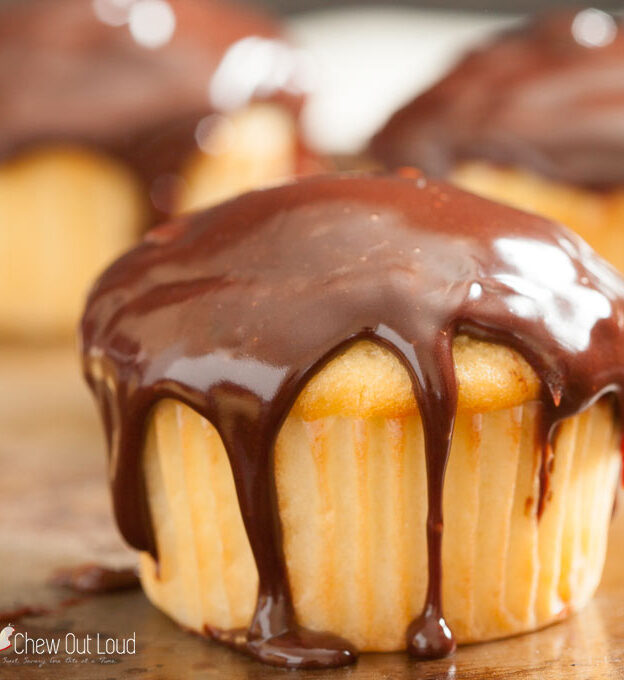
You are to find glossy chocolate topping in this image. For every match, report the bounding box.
[371,9,624,189]
[0,0,306,217]
[82,172,624,668]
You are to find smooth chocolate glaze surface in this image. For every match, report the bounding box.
[371,9,624,189]
[0,0,307,218]
[81,172,624,668]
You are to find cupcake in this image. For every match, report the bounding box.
[370,9,624,273]
[81,173,624,669]
[1,0,315,339]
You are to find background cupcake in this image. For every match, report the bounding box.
[82,174,624,668]
[1,0,317,339]
[370,9,624,273]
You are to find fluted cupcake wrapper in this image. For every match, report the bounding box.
[140,398,620,652]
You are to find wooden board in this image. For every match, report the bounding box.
[2,346,624,679]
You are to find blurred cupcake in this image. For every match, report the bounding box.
[82,173,624,668]
[1,0,317,338]
[371,9,624,273]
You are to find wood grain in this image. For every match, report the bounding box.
[1,346,623,679]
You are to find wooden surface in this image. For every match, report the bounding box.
[2,346,624,679]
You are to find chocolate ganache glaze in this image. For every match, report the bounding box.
[81,172,624,668]
[371,9,624,190]
[0,0,308,218]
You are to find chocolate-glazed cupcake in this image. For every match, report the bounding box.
[81,173,624,668]
[1,0,314,338]
[371,9,624,274]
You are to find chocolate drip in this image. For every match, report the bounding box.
[50,564,140,595]
[0,606,48,624]
[371,9,624,190]
[0,0,307,221]
[81,173,624,668]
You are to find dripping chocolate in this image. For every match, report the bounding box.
[81,173,624,668]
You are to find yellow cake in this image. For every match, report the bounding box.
[139,337,620,651]
[81,175,624,668]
